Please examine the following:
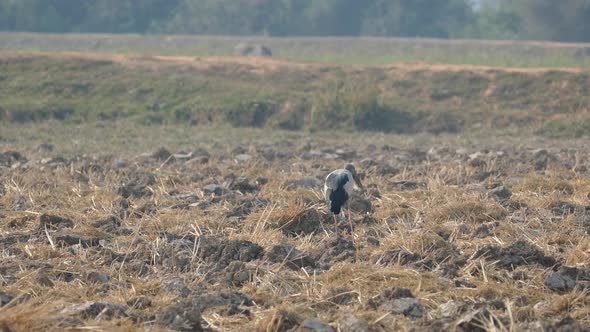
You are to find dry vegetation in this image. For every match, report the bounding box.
[0,123,589,331]
[1,33,590,331]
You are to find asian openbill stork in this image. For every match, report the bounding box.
[323,163,363,236]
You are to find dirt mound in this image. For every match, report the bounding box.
[315,237,357,265]
[265,243,316,269]
[471,240,556,269]
[367,288,423,318]
[273,207,330,236]
[373,247,422,266]
[117,170,156,198]
[197,236,264,268]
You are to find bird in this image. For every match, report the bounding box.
[324,163,364,236]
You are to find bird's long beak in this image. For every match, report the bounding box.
[353,174,364,190]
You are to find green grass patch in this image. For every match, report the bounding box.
[0,52,589,137]
[538,117,590,138]
[2,32,590,67]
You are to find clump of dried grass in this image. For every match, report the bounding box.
[428,200,507,224]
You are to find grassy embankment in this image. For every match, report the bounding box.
[1,33,590,137]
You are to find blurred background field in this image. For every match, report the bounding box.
[2,32,590,67]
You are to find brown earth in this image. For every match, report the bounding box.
[0,129,589,331]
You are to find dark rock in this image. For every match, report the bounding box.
[202,184,231,196]
[544,266,584,292]
[338,312,372,332]
[0,291,12,307]
[386,297,423,318]
[545,272,576,292]
[86,270,109,284]
[368,288,423,318]
[54,232,101,248]
[126,296,152,309]
[470,240,556,269]
[284,176,323,189]
[265,243,316,269]
[552,315,583,332]
[297,317,335,332]
[550,201,578,216]
[488,186,512,200]
[39,214,74,230]
[157,301,203,332]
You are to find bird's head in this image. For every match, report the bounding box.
[344,163,364,190]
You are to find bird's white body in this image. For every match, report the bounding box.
[323,163,363,236]
[323,168,354,213]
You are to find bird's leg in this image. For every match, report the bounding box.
[333,214,339,237]
[348,205,358,262]
[348,206,354,238]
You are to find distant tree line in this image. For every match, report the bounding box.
[1,0,589,42]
